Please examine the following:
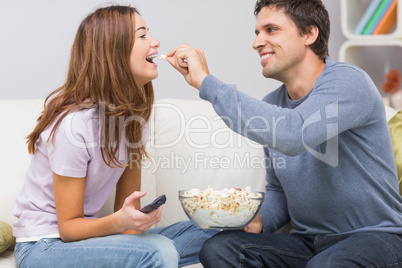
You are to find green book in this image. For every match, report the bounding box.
[362,0,393,34]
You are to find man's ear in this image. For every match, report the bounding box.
[304,25,319,46]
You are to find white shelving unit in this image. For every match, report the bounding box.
[339,0,402,94]
[339,39,402,64]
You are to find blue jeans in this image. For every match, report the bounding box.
[15,221,218,268]
[145,220,219,266]
[200,230,402,267]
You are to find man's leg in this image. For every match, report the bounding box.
[307,232,402,268]
[200,230,315,268]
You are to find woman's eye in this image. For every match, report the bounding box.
[139,34,146,39]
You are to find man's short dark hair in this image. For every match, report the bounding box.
[254,0,330,60]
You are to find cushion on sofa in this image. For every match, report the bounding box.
[0,221,15,253]
[145,99,267,227]
[388,110,402,194]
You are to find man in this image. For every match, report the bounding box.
[167,0,402,267]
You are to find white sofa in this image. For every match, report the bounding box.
[0,98,398,267]
[0,98,276,267]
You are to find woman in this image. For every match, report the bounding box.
[12,5,216,268]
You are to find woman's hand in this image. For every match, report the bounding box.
[243,213,263,233]
[116,191,162,233]
[166,43,210,90]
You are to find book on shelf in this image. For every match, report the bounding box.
[362,0,394,34]
[373,0,398,34]
[354,0,398,35]
[354,0,382,34]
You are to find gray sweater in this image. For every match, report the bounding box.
[199,57,402,235]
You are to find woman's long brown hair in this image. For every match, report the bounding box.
[27,5,154,167]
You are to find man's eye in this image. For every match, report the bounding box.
[268,28,277,33]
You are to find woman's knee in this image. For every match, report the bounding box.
[142,234,179,266]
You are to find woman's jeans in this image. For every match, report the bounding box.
[200,230,402,268]
[14,221,219,268]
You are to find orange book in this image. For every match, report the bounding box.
[373,0,398,34]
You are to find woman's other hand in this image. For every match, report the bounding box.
[117,191,162,233]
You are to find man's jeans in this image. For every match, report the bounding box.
[200,230,402,267]
[15,221,218,268]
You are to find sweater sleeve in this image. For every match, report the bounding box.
[199,68,376,157]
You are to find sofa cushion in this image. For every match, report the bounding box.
[148,99,267,227]
[0,221,15,253]
[388,110,402,194]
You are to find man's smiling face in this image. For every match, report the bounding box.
[253,6,308,81]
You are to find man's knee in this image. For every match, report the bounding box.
[307,252,354,268]
[200,233,222,262]
[200,231,235,265]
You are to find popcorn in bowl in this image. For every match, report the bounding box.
[178,187,264,229]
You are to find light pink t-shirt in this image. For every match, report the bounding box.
[13,108,148,238]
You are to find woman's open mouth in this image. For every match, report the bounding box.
[146,54,158,63]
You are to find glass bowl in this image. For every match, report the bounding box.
[178,187,264,229]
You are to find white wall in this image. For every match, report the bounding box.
[0,0,343,100]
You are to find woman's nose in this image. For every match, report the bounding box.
[151,37,160,48]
